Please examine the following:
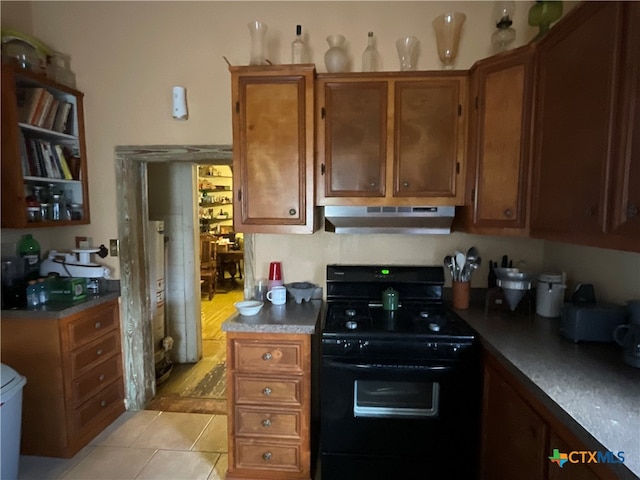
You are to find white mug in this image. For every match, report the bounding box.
[266,286,287,305]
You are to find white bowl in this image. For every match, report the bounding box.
[234,300,264,316]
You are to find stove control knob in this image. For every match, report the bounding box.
[358,340,369,352]
[426,342,438,351]
[451,344,462,354]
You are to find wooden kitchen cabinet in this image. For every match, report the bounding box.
[456,44,535,235]
[1,63,90,228]
[482,352,619,480]
[0,298,124,457]
[531,1,639,252]
[316,72,467,206]
[226,332,312,480]
[229,65,317,234]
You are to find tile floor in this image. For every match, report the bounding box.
[18,410,228,480]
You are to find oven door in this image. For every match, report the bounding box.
[320,355,481,479]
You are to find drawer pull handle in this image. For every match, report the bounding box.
[98,374,105,381]
[262,352,272,361]
[403,181,409,188]
[262,419,272,427]
[504,208,513,218]
[95,321,102,329]
[100,400,107,407]
[289,208,296,216]
[262,452,272,461]
[262,387,272,396]
[96,349,103,356]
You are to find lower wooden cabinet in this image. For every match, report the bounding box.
[482,352,619,480]
[0,298,124,458]
[226,332,312,480]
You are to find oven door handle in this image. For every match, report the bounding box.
[324,359,453,373]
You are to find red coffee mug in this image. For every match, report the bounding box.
[269,262,282,281]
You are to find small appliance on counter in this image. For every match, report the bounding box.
[39,248,111,293]
[560,284,627,343]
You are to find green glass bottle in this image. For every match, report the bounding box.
[18,234,41,281]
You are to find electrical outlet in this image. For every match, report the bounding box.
[109,239,119,257]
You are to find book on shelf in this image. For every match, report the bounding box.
[19,87,47,125]
[53,144,73,180]
[52,101,73,134]
[42,98,60,131]
[34,90,55,127]
[19,131,30,176]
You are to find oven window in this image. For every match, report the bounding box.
[353,380,440,418]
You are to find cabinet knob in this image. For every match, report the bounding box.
[503,209,513,218]
[289,208,296,216]
[369,181,376,188]
[95,321,102,329]
[403,181,409,188]
[262,419,272,427]
[262,387,272,396]
[585,207,596,217]
[628,204,638,218]
[262,352,272,361]
[98,374,105,381]
[96,349,103,356]
[100,400,107,408]
[262,452,272,461]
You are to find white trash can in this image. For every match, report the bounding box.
[1,363,27,480]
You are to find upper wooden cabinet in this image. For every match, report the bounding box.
[531,1,639,252]
[1,63,91,228]
[456,44,535,235]
[316,72,467,206]
[230,65,317,234]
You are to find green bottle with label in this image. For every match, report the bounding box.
[18,234,41,281]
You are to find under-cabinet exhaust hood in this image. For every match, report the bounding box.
[324,206,455,234]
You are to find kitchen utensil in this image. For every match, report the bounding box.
[285,282,317,304]
[535,272,566,317]
[266,285,286,305]
[444,255,455,279]
[234,300,264,316]
[495,268,533,311]
[455,252,466,272]
[382,287,399,311]
[465,246,478,265]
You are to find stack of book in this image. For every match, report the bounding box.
[20,134,77,180]
[17,87,74,134]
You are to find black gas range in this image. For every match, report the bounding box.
[320,265,481,480]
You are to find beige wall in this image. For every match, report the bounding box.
[2,1,637,304]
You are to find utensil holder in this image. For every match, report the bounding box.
[452,281,470,310]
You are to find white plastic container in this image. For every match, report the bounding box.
[1,363,27,480]
[536,273,566,317]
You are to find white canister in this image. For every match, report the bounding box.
[536,273,566,317]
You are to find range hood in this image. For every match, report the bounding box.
[324,206,455,234]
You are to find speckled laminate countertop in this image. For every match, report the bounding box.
[222,300,322,335]
[456,306,640,480]
[1,292,120,319]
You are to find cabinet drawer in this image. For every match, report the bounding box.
[236,406,301,439]
[235,375,302,406]
[233,339,304,374]
[72,355,122,406]
[235,439,302,473]
[67,303,118,349]
[71,379,124,435]
[70,331,120,378]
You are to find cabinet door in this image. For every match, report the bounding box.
[468,46,534,230]
[481,362,547,480]
[316,80,387,201]
[609,1,640,245]
[531,2,622,237]
[231,66,315,234]
[394,77,465,200]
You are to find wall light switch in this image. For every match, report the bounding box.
[109,239,119,257]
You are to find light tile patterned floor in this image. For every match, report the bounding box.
[18,410,228,480]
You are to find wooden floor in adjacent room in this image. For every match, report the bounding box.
[146,282,243,415]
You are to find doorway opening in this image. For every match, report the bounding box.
[114,145,255,412]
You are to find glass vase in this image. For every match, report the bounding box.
[248,21,268,65]
[396,36,419,71]
[432,12,467,69]
[324,34,349,73]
